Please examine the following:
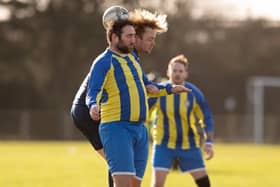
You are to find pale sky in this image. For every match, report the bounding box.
[0,6,10,21]
[193,0,280,20]
[1,0,280,21]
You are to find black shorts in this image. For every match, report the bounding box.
[70,104,103,150]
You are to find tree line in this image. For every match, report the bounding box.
[1,0,280,114]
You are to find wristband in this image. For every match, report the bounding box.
[205,140,213,145]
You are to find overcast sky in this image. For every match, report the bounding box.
[193,0,280,20]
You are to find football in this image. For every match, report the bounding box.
[102,6,129,29]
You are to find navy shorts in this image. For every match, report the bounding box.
[70,104,103,150]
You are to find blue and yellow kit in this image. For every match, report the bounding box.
[148,81,214,149]
[86,49,172,124]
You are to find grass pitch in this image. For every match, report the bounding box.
[0,141,279,187]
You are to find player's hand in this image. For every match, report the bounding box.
[89,105,100,121]
[171,85,192,93]
[146,84,160,94]
[204,143,214,160]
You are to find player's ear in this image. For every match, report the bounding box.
[112,33,119,43]
[166,68,170,78]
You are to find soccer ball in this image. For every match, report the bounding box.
[102,6,129,29]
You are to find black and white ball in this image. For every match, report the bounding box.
[102,6,129,29]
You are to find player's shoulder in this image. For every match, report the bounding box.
[92,49,114,69]
[184,81,198,89]
[184,81,203,96]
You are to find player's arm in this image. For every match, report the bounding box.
[192,85,214,160]
[203,131,214,160]
[86,59,110,120]
[143,73,191,96]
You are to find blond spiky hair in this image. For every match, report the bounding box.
[169,54,189,69]
[129,9,168,37]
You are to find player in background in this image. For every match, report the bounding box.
[148,54,214,187]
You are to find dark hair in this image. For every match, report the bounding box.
[106,19,134,44]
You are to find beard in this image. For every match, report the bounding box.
[117,44,130,53]
[116,40,133,54]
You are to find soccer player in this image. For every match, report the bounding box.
[148,54,214,187]
[86,19,191,187]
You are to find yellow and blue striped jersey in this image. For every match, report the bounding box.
[148,81,214,149]
[86,49,173,124]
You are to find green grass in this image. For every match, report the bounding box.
[0,141,279,187]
